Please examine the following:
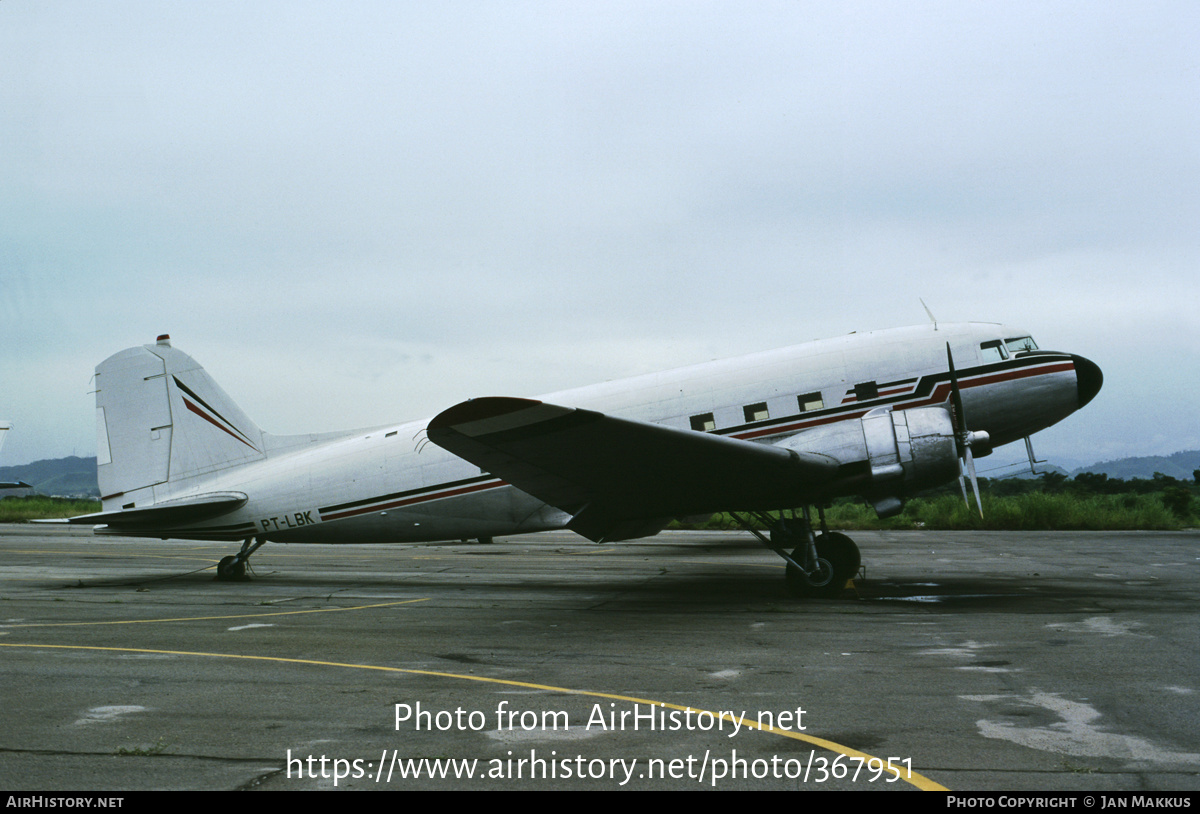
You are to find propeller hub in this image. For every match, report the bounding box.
[965,430,992,457]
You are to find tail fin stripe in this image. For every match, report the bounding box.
[182,397,259,451]
[173,376,259,449]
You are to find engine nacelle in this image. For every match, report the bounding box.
[778,406,960,517]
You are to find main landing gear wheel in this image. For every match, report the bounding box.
[785,533,860,598]
[729,509,861,599]
[818,532,861,579]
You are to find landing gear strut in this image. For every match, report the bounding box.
[732,507,861,598]
[215,537,267,582]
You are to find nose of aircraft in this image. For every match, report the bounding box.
[1072,355,1103,408]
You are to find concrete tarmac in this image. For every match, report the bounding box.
[0,523,1197,792]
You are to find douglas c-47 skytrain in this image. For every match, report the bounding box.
[66,322,1102,596]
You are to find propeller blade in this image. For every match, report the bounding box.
[947,343,984,518]
[965,445,984,519]
[946,343,966,437]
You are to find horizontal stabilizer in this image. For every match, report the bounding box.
[66,491,248,528]
[0,422,23,487]
[427,397,837,542]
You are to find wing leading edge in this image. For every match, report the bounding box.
[427,397,837,542]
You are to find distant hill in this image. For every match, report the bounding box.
[1072,450,1200,481]
[0,456,98,497]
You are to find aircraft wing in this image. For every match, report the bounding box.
[427,397,838,542]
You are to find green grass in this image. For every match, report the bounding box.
[676,491,1191,532]
[0,496,101,523]
[115,737,169,757]
[880,492,1182,530]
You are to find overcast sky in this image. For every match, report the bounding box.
[2,1,1197,473]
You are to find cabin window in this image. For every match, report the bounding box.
[743,403,769,422]
[798,392,824,412]
[853,381,878,401]
[980,340,1008,363]
[690,413,716,432]
[1005,336,1038,355]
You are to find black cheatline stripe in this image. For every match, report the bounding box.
[319,474,499,514]
[877,376,918,388]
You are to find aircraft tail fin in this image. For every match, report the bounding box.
[95,336,267,506]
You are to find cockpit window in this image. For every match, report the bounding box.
[980,340,1009,363]
[1005,336,1038,355]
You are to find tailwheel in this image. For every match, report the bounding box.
[214,536,266,582]
[216,555,246,581]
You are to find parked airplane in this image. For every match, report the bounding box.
[0,421,32,490]
[67,323,1101,596]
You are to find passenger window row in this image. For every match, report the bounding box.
[688,391,825,433]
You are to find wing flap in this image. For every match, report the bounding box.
[427,397,836,542]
